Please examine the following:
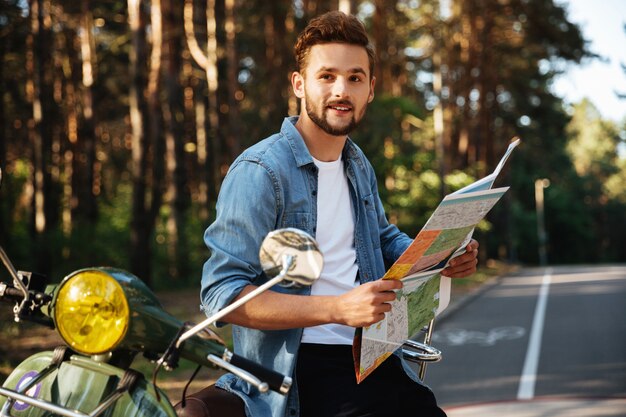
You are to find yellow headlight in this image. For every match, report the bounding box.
[54,270,129,355]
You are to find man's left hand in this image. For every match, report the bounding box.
[441,239,479,278]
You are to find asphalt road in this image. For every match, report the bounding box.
[413,265,626,414]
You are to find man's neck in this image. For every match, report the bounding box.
[295,114,347,162]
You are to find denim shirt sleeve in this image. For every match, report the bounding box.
[200,159,280,320]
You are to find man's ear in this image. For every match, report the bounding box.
[291,71,305,98]
[368,76,376,103]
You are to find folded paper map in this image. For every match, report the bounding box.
[353,138,520,383]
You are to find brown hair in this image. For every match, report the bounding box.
[294,11,376,78]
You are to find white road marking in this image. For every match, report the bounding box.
[432,326,526,346]
[517,267,552,400]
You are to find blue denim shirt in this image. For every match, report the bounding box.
[201,117,419,417]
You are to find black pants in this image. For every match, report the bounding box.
[296,343,447,417]
[174,385,245,417]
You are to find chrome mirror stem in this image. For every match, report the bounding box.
[176,255,294,347]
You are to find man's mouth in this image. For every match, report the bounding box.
[327,102,353,113]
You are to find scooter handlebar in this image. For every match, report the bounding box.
[208,351,292,395]
[227,352,292,395]
[0,282,24,301]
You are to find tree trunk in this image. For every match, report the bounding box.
[466,0,481,168]
[128,0,166,286]
[62,27,77,239]
[456,2,474,167]
[28,0,55,274]
[372,0,389,94]
[0,37,5,177]
[195,96,212,220]
[78,0,97,224]
[0,36,6,242]
[263,4,286,128]
[337,0,357,14]
[224,0,241,161]
[183,0,215,218]
[206,0,222,195]
[147,0,165,227]
[163,0,189,280]
[128,0,153,285]
[303,0,322,18]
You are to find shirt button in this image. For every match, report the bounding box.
[289,409,297,415]
[312,190,317,196]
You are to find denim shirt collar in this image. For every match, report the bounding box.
[281,117,314,168]
[281,116,362,169]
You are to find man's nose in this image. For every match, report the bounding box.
[331,77,349,97]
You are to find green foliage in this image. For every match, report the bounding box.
[566,100,621,180]
[354,95,495,239]
[354,95,437,236]
[152,203,212,289]
[1,0,625,292]
[605,157,626,204]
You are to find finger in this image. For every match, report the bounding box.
[374,279,403,291]
[451,248,478,265]
[445,255,478,272]
[374,305,392,320]
[443,261,477,278]
[460,241,476,254]
[454,250,471,261]
[379,291,398,303]
[371,313,386,325]
[365,291,397,306]
[377,302,393,313]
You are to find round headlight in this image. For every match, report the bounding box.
[54,270,129,355]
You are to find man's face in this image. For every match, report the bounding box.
[293,43,375,136]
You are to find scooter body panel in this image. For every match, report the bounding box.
[0,351,177,417]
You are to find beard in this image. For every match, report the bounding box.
[304,99,365,136]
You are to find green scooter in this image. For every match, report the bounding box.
[0,165,324,417]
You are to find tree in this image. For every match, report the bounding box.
[162,0,191,280]
[28,0,59,273]
[1,0,624,289]
[616,23,626,100]
[128,0,165,286]
[563,100,625,262]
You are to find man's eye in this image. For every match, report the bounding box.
[320,74,333,80]
[350,76,362,82]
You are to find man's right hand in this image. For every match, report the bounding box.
[332,279,403,327]
[221,279,402,330]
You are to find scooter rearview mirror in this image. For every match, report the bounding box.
[259,228,323,287]
[176,228,323,349]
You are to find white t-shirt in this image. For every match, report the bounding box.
[301,156,359,345]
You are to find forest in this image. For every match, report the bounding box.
[0,0,625,290]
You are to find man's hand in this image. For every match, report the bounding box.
[333,279,403,327]
[441,239,479,278]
